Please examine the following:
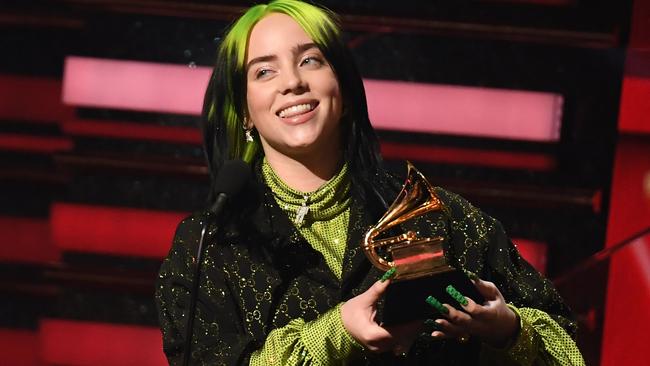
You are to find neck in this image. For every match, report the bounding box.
[263,148,342,192]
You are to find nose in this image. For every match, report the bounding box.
[279,66,306,94]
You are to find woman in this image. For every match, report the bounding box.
[155,1,584,364]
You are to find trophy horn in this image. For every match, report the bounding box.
[362,162,453,281]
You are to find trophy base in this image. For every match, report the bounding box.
[381,269,485,326]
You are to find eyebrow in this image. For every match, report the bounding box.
[246,42,319,70]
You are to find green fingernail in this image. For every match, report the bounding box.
[463,270,479,281]
[425,295,449,314]
[424,318,440,331]
[380,267,397,282]
[446,285,468,306]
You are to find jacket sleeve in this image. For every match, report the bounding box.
[249,303,361,366]
[480,304,585,365]
[155,214,258,365]
[438,189,584,365]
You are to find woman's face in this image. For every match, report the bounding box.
[245,13,343,161]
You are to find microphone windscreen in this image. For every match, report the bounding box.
[213,160,251,196]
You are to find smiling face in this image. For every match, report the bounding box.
[245,13,343,163]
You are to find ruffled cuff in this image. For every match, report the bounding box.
[250,303,361,366]
[481,304,585,366]
[480,304,541,366]
[505,304,542,365]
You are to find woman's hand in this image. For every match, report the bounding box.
[425,276,519,347]
[340,277,422,354]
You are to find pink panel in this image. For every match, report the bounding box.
[364,79,562,142]
[63,57,562,141]
[63,56,211,115]
[40,319,166,366]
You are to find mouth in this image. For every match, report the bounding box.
[276,101,319,119]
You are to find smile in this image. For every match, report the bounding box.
[277,101,318,118]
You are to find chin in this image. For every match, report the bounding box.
[286,142,317,153]
[284,134,320,149]
[284,141,322,156]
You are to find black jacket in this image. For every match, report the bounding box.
[155,165,576,365]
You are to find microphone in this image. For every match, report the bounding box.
[208,159,252,216]
[183,160,251,366]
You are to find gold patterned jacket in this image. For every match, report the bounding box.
[155,166,577,365]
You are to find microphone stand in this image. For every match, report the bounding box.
[182,219,210,366]
[554,226,650,286]
[182,193,229,366]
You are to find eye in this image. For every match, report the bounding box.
[300,56,323,67]
[255,68,273,79]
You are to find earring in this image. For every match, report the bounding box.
[245,128,254,142]
[243,119,254,142]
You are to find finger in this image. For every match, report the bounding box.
[434,318,466,338]
[364,270,395,303]
[363,325,396,352]
[444,304,473,328]
[363,281,388,305]
[472,278,499,301]
[459,295,486,319]
[430,330,449,339]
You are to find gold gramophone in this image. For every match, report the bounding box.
[362,161,453,281]
[362,162,482,325]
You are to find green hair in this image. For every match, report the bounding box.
[201,0,381,203]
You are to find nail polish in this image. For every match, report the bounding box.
[425,295,449,314]
[380,267,397,282]
[424,318,441,331]
[463,270,479,281]
[446,285,468,306]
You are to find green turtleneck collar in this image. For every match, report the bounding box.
[261,158,351,226]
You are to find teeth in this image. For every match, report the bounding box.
[278,103,313,118]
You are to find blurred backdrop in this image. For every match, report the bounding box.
[1,0,649,365]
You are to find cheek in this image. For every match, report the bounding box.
[246,84,271,117]
[326,73,341,97]
[246,87,260,115]
[328,78,343,112]
[330,84,343,117]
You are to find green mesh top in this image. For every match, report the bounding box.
[261,158,351,280]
